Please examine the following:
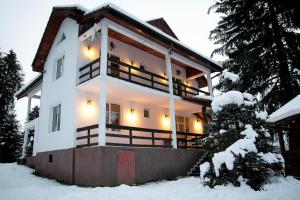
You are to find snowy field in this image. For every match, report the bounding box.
[1,163,300,200]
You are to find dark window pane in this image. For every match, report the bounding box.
[144,109,149,118]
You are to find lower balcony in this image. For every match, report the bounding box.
[76,124,206,149]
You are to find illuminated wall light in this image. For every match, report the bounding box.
[163,114,170,127]
[83,99,95,117]
[130,60,135,66]
[194,118,203,133]
[128,107,136,123]
[84,45,96,59]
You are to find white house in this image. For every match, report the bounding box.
[16,3,222,186]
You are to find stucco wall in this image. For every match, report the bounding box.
[77,35,199,88]
[36,18,79,153]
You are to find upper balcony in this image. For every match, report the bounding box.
[78,55,210,98]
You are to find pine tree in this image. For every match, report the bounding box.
[200,71,283,190]
[0,50,24,162]
[28,106,39,121]
[209,0,300,113]
[25,106,39,157]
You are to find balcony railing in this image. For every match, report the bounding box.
[76,124,205,149]
[78,57,209,97]
[78,58,100,84]
[107,57,169,93]
[173,80,209,97]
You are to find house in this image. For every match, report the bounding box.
[16,3,222,186]
[268,95,300,178]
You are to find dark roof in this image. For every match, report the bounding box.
[147,18,178,40]
[32,4,222,73]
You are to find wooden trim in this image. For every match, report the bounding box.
[76,123,205,149]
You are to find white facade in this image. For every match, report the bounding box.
[19,7,219,156]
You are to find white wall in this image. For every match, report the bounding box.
[77,35,199,89]
[35,18,79,153]
[75,89,203,145]
[35,18,206,152]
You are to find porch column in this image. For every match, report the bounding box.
[207,71,213,96]
[26,96,32,121]
[278,128,286,152]
[21,128,29,158]
[98,21,108,146]
[32,121,39,156]
[165,53,177,149]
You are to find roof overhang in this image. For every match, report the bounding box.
[32,3,223,73]
[15,74,43,99]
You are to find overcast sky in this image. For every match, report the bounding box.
[0,0,224,127]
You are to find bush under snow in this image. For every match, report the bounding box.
[201,71,283,190]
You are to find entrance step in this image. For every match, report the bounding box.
[187,152,208,177]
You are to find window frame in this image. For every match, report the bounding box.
[106,102,122,131]
[50,103,61,133]
[54,55,65,81]
[143,108,150,118]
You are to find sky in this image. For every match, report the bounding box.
[0,0,224,127]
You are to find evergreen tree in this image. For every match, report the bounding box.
[0,50,24,162]
[28,106,39,121]
[209,0,300,113]
[25,106,39,157]
[200,71,283,190]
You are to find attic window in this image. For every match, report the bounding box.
[57,33,66,45]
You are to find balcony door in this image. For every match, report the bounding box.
[173,78,183,96]
[176,116,190,148]
[176,116,190,133]
[108,54,120,77]
[106,103,121,131]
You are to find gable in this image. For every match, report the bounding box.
[147,18,178,40]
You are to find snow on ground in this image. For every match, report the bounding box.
[1,163,300,200]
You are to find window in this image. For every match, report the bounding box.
[51,104,61,132]
[57,33,66,46]
[55,55,64,80]
[144,108,150,118]
[176,116,190,132]
[106,103,121,131]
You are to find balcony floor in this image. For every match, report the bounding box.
[77,76,202,112]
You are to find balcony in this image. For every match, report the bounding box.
[76,124,206,149]
[78,57,209,97]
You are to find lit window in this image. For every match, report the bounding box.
[51,104,61,132]
[55,55,64,80]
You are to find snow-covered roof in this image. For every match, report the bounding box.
[54,3,222,68]
[15,74,42,99]
[268,95,300,123]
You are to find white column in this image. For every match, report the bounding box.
[207,71,213,96]
[21,129,29,158]
[32,121,39,156]
[98,21,108,146]
[165,53,177,149]
[26,97,32,122]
